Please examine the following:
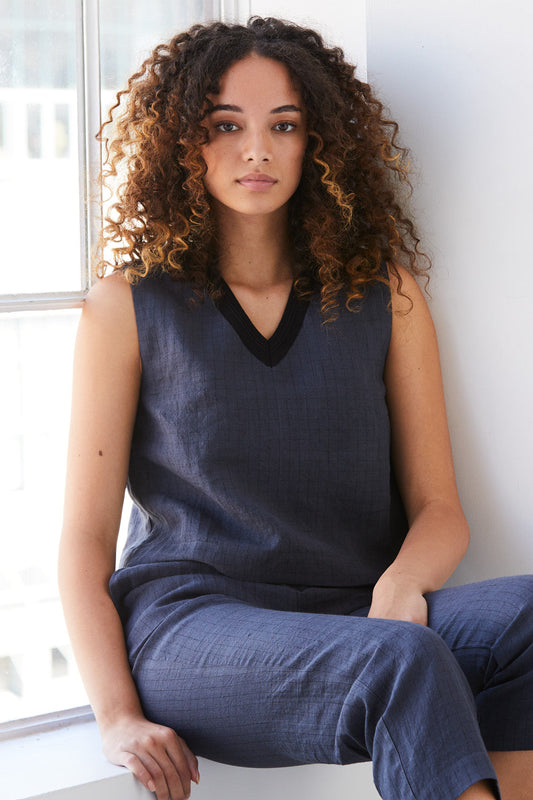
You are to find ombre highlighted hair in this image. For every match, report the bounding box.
[97,16,428,316]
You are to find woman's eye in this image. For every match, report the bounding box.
[273,121,296,132]
[215,122,239,133]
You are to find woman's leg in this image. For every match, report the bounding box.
[426,575,533,800]
[129,591,499,800]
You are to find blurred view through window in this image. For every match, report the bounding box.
[0,0,216,724]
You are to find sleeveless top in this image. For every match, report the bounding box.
[109,272,408,605]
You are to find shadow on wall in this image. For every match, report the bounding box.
[433,302,533,587]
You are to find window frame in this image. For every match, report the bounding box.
[0,0,98,313]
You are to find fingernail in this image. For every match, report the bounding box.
[195,770,200,784]
[148,780,155,792]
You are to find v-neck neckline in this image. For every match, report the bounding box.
[214,279,310,367]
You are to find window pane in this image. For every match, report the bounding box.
[0,309,86,722]
[100,1,217,92]
[0,306,135,723]
[0,0,81,295]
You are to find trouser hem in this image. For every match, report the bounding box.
[423,751,501,800]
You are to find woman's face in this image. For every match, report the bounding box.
[201,54,308,218]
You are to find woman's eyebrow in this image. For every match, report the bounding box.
[209,103,302,114]
[270,104,302,114]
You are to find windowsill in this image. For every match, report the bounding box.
[0,709,375,800]
[0,710,151,800]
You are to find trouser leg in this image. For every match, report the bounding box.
[426,574,533,752]
[336,617,499,799]
[131,594,499,800]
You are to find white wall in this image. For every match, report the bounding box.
[250,0,367,76]
[367,0,533,582]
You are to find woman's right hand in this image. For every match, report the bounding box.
[101,713,200,800]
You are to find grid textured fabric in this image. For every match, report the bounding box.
[111,271,408,604]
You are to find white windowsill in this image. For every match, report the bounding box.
[0,711,150,800]
[0,709,376,800]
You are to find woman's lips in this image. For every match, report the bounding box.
[237,173,277,191]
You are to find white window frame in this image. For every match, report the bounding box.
[0,0,99,313]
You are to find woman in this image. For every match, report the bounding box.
[58,17,533,800]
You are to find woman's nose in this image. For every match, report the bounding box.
[242,128,272,162]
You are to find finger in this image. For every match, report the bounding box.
[136,750,176,800]
[119,751,166,797]
[157,749,191,800]
[179,738,200,784]
[166,733,199,787]
[137,734,192,800]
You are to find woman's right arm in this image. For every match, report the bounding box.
[58,274,199,800]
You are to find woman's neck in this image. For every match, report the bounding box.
[214,203,294,290]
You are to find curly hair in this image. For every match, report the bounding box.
[96,16,429,316]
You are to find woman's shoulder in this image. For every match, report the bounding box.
[386,262,438,372]
[83,270,185,324]
[80,272,139,364]
[85,270,133,311]
[387,263,428,316]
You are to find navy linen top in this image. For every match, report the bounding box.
[109,272,408,605]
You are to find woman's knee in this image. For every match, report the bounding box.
[485,575,533,667]
[426,575,533,700]
[428,574,533,648]
[335,620,478,766]
[474,575,533,644]
[349,619,464,704]
[389,617,453,660]
[499,574,533,616]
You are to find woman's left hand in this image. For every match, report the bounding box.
[368,573,428,626]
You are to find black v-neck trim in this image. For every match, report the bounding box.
[214,280,310,367]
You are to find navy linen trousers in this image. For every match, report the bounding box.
[122,574,533,800]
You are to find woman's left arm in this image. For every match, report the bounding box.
[368,264,470,625]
